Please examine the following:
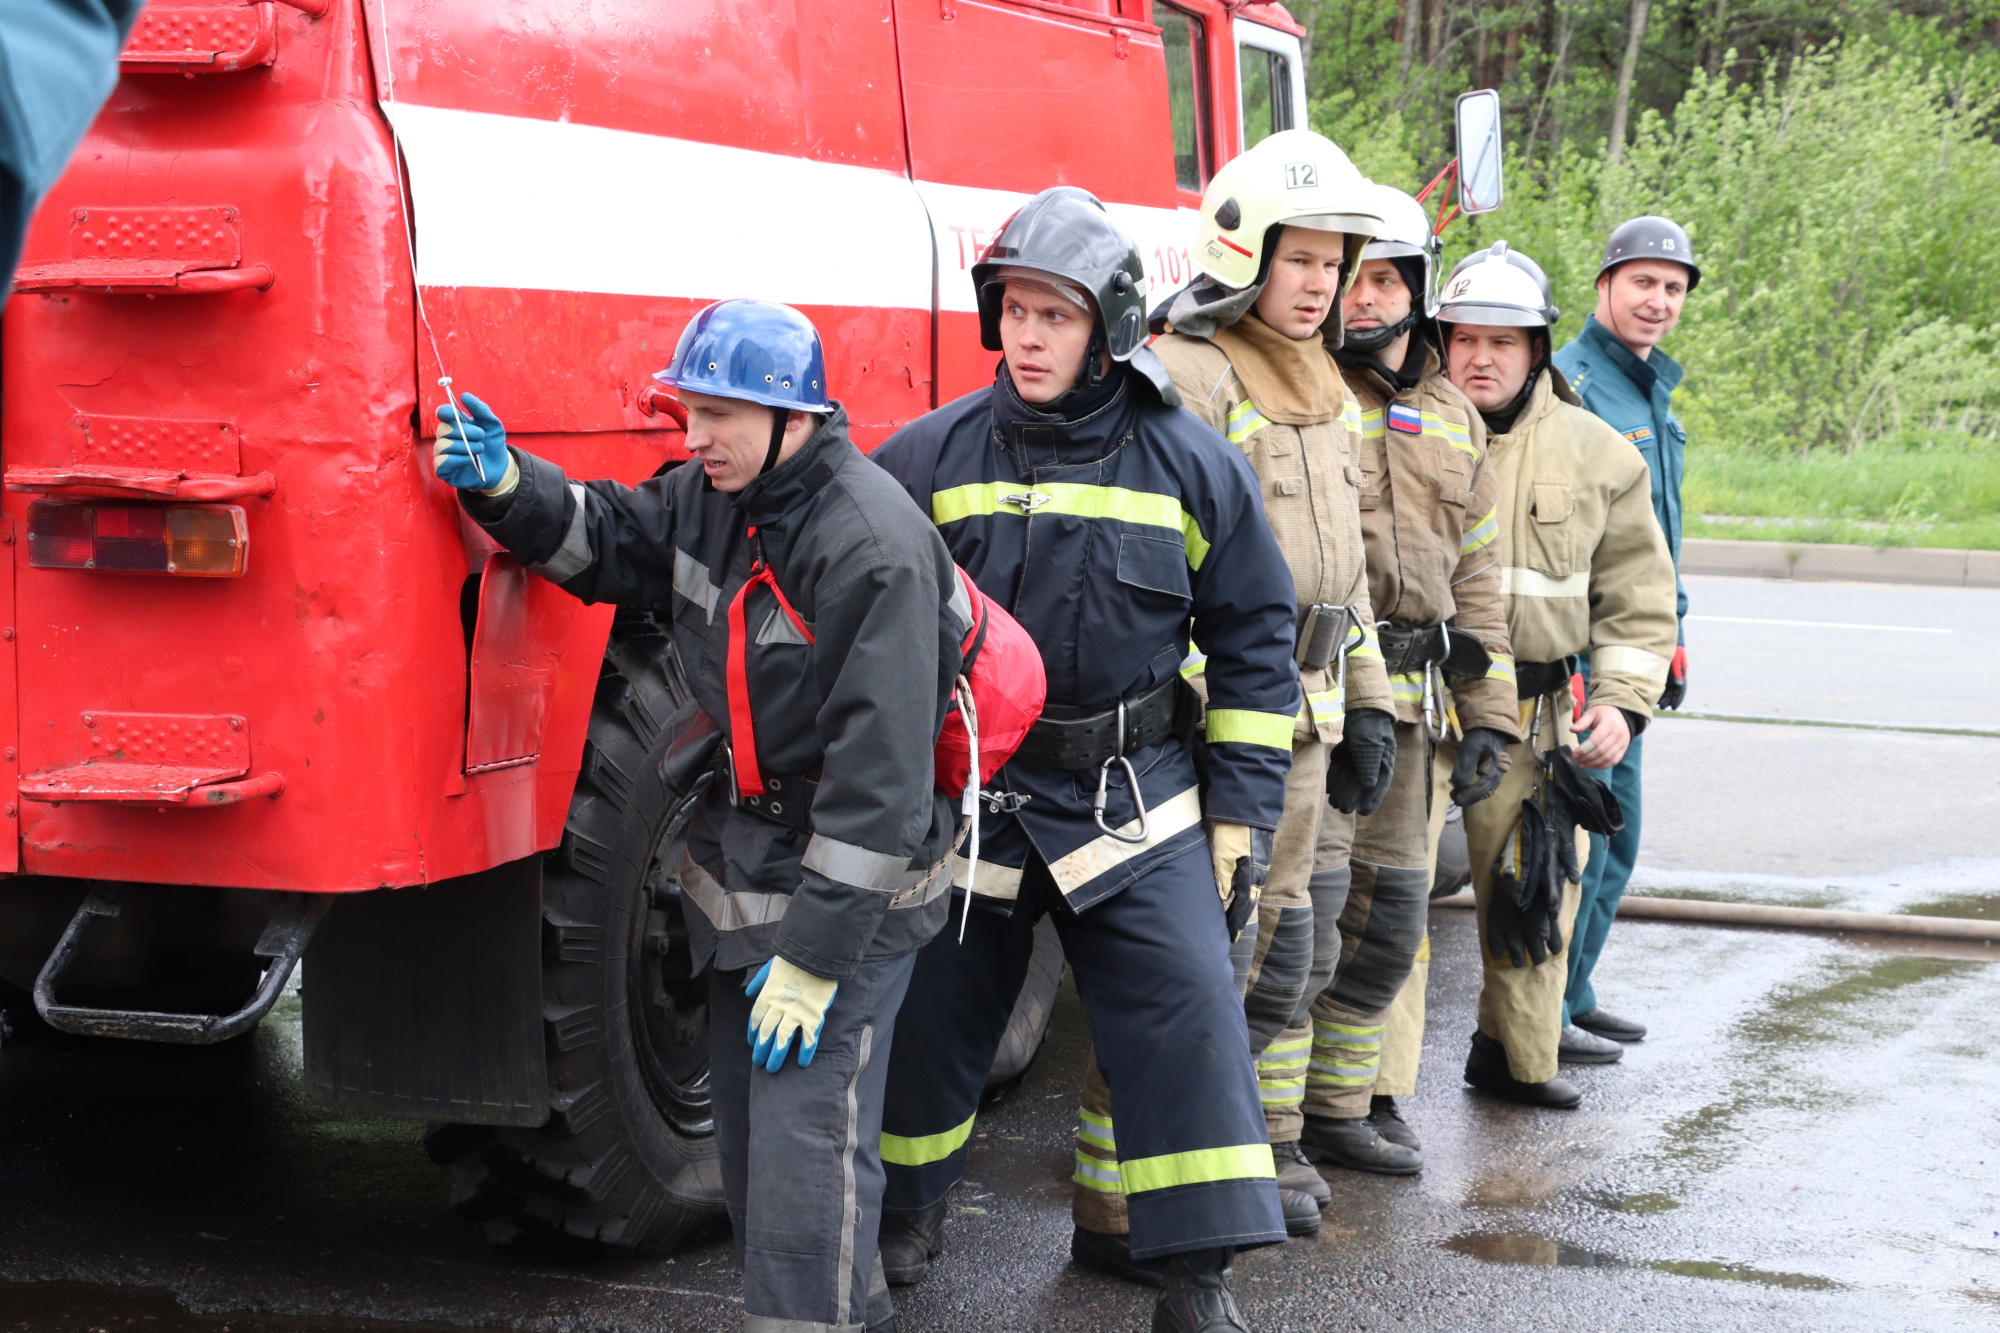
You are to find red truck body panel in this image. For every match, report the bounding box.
[1,0,1301,893]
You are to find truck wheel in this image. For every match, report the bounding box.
[425,614,727,1253]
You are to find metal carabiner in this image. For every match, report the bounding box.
[1092,699,1151,844]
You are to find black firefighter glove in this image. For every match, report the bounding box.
[1327,707,1397,816]
[1546,744,1628,882]
[1211,823,1275,942]
[1485,800,1566,968]
[1450,727,1513,807]
[1658,645,1688,711]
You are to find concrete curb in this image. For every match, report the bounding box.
[1682,537,2000,588]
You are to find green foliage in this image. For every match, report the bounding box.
[1685,442,2000,548]
[1303,5,2000,466]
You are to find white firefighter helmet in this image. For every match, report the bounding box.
[1193,129,1385,291]
[1435,241,1559,327]
[1359,183,1442,316]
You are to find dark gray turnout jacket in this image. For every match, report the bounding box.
[462,409,965,979]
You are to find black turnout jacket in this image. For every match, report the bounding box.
[462,409,964,980]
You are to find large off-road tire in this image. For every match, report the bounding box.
[424,612,727,1253]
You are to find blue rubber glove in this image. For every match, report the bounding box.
[433,392,515,493]
[745,957,838,1072]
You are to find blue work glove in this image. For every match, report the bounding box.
[433,393,516,493]
[745,957,838,1072]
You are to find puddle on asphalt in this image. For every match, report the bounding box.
[1443,1231,1846,1291]
[0,1281,516,1333]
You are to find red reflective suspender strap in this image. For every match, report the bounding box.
[725,526,815,802]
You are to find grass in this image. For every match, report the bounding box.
[1683,439,2000,550]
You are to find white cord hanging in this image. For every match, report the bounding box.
[370,0,485,485]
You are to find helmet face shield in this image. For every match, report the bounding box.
[970,187,1149,360]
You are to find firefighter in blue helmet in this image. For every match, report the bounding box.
[869,187,1297,1333]
[1550,216,1697,1062]
[434,301,966,1333]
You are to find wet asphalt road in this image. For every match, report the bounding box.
[3,574,1999,1332]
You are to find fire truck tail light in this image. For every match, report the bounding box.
[27,501,248,576]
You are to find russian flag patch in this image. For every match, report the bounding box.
[1388,403,1423,434]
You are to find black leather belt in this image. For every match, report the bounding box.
[739,770,817,831]
[1013,676,1180,771]
[1376,624,1447,675]
[1515,656,1577,700]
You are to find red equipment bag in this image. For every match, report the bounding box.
[726,540,1043,802]
[935,567,1045,799]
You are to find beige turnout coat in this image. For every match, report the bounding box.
[1485,370,1678,717]
[1154,331,1395,743]
[1345,348,1520,739]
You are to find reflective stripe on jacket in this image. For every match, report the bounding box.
[1553,315,1688,632]
[1484,370,1679,718]
[1151,331,1393,741]
[1345,346,1520,739]
[461,409,964,980]
[869,370,1300,912]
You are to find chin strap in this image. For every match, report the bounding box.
[761,407,790,477]
[1343,309,1418,353]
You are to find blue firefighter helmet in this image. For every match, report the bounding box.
[654,300,834,413]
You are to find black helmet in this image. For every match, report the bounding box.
[972,186,1180,404]
[1599,215,1700,291]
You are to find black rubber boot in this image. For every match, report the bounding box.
[1272,1138,1331,1208]
[1152,1248,1248,1333]
[1463,1030,1583,1108]
[1300,1113,1422,1175]
[1367,1095,1421,1152]
[1070,1225,1166,1288]
[1572,1006,1647,1042]
[1279,1186,1321,1236]
[1559,1023,1625,1064]
[878,1198,949,1287]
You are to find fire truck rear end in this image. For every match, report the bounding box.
[0,0,1311,1252]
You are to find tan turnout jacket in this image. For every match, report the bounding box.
[1484,369,1678,717]
[1346,347,1520,739]
[1154,331,1394,743]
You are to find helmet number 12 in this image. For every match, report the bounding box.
[1285,162,1317,189]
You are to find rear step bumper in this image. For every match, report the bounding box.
[33,888,328,1042]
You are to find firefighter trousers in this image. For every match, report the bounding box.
[709,951,916,1333]
[1371,745,1457,1097]
[1567,731,1644,1022]
[1465,695,1585,1085]
[1072,740,1336,1232]
[879,847,1286,1261]
[1298,720,1434,1121]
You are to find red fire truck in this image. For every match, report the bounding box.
[0,0,1310,1252]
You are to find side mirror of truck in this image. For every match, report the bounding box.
[1454,89,1504,215]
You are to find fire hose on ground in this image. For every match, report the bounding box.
[1433,891,2000,943]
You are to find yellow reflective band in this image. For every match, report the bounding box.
[1356,408,1386,439]
[1078,1107,1116,1151]
[1205,708,1297,750]
[1461,507,1500,553]
[1073,1152,1124,1192]
[1427,412,1477,458]
[1119,1143,1276,1195]
[931,483,1212,570]
[1181,647,1208,680]
[880,1113,977,1167]
[1389,672,1426,702]
[1225,400,1274,444]
[1485,653,1517,686]
[1341,396,1363,433]
[1313,1019,1385,1042]
[1347,621,1383,663]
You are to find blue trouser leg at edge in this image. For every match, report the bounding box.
[1567,730,1643,1023]
[878,850,1286,1260]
